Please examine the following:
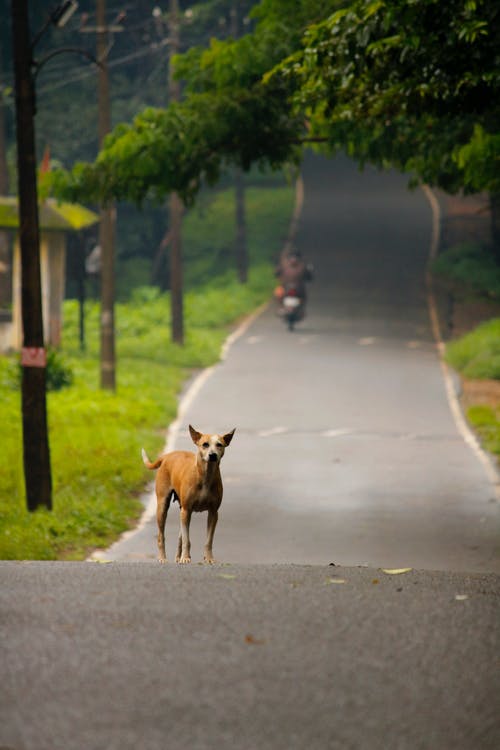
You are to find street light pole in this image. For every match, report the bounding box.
[11,0,52,511]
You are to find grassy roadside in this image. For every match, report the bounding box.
[445,318,500,464]
[431,239,500,465]
[0,184,294,560]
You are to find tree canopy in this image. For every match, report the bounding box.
[50,0,500,206]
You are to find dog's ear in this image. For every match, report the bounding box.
[222,428,236,446]
[189,425,202,444]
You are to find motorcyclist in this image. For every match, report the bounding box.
[274,249,313,317]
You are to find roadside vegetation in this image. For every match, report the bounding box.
[432,242,500,300]
[0,183,294,560]
[445,318,500,463]
[434,243,500,464]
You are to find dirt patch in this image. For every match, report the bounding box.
[450,298,500,339]
[461,379,500,410]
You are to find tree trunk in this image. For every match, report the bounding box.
[234,168,248,283]
[490,192,500,265]
[169,192,184,344]
[11,0,52,511]
[0,49,12,311]
[97,0,116,389]
[168,0,184,344]
[231,4,248,284]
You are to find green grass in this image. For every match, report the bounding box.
[445,318,500,380]
[0,184,294,560]
[445,318,500,463]
[467,405,500,461]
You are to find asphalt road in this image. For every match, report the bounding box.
[2,154,499,750]
[98,152,499,573]
[1,562,499,750]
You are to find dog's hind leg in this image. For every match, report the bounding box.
[204,509,218,564]
[177,507,192,564]
[156,491,171,563]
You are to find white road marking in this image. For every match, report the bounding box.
[87,303,270,561]
[87,176,306,561]
[422,184,500,500]
[258,426,289,438]
[322,428,355,438]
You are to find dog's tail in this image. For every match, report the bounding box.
[141,448,163,470]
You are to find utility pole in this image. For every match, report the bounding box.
[96,0,116,389]
[0,49,12,309]
[11,0,52,511]
[168,0,184,344]
[230,3,248,283]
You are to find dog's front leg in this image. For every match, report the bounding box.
[204,509,218,564]
[156,493,171,563]
[177,507,192,564]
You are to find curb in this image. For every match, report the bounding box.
[422,185,499,499]
[88,175,305,561]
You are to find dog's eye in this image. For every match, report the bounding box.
[202,442,210,448]
[216,442,223,448]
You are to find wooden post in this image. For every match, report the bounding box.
[96,0,116,388]
[11,0,52,511]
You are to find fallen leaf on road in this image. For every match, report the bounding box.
[381,568,413,575]
[245,634,265,645]
[93,559,112,564]
[218,574,236,580]
[325,578,346,585]
[455,594,469,601]
[372,579,380,585]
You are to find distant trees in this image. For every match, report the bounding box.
[50,0,500,255]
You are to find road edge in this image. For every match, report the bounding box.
[422,184,500,500]
[88,176,305,561]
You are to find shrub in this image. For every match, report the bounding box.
[432,242,500,299]
[3,348,74,392]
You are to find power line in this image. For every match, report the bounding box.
[36,37,169,95]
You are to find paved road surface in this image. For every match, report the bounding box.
[99,153,499,573]
[1,562,499,750]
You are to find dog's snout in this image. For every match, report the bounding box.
[208,452,218,462]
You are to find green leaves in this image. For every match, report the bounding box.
[49,0,500,206]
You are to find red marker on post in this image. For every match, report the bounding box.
[21,347,47,368]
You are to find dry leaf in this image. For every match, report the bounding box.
[372,579,380,585]
[325,578,346,585]
[218,573,236,580]
[455,594,469,601]
[245,634,265,645]
[382,568,413,575]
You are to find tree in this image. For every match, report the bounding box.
[276,1,499,180]
[50,0,500,257]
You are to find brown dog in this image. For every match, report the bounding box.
[142,425,235,564]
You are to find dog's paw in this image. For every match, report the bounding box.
[178,556,191,564]
[204,555,216,565]
[158,557,168,564]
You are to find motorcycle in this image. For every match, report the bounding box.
[279,286,305,331]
